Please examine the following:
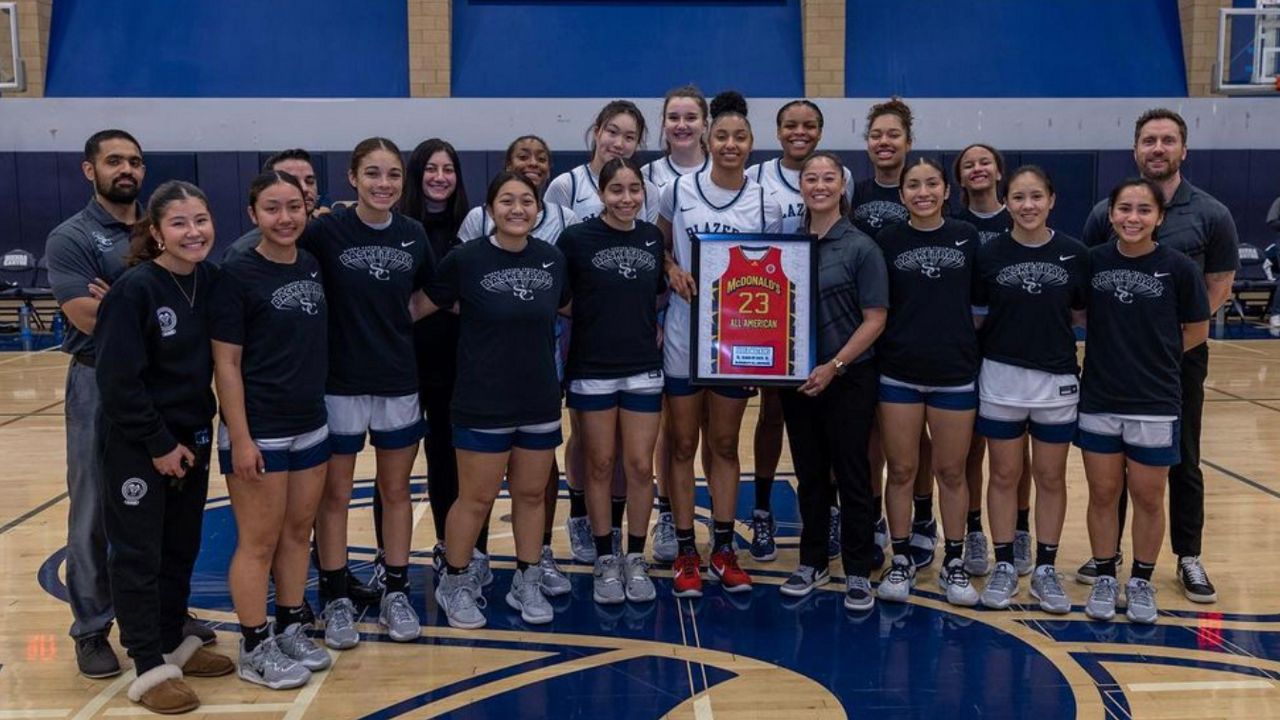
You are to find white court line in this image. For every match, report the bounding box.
[282,648,338,720]
[693,693,715,720]
[0,347,59,366]
[70,672,132,720]
[1127,680,1273,693]
[0,710,71,719]
[104,703,295,716]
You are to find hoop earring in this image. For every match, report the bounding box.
[157,241,166,252]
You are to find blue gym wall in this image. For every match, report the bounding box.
[43,0,410,97]
[845,0,1189,97]
[449,0,804,98]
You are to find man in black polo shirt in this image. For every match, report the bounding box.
[1081,108,1239,604]
[222,148,330,262]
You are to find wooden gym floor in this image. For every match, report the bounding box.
[1,340,1278,719]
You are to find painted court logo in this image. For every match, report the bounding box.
[156,306,177,337]
[996,262,1069,295]
[1092,269,1164,304]
[121,477,148,506]
[592,246,655,280]
[893,246,965,279]
[339,246,413,281]
[481,267,554,301]
[854,201,909,230]
[271,280,325,315]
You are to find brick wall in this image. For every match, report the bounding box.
[408,0,450,97]
[803,0,845,98]
[4,0,51,96]
[1180,0,1230,96]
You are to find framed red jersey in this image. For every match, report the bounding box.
[691,233,817,387]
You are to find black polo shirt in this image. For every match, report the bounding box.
[810,217,889,364]
[45,198,138,357]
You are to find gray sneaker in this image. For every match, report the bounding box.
[538,546,572,597]
[1013,530,1034,576]
[469,549,494,588]
[939,559,979,607]
[507,565,554,624]
[321,598,360,650]
[567,516,596,563]
[592,554,626,605]
[963,531,990,577]
[275,623,330,671]
[1085,575,1119,621]
[624,553,657,602]
[651,512,677,563]
[780,564,830,598]
[845,575,875,612]
[239,637,311,690]
[1125,577,1159,624]
[877,555,916,603]
[379,591,421,642]
[435,571,487,630]
[1030,565,1071,615]
[980,561,1019,609]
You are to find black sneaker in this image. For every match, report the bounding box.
[779,565,830,598]
[183,613,217,646]
[1075,551,1123,586]
[1177,556,1218,603]
[347,567,383,606]
[844,575,875,612]
[75,633,121,678]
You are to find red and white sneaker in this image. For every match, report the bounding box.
[672,551,703,598]
[709,548,753,593]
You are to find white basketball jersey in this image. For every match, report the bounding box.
[458,203,579,245]
[545,164,660,223]
[661,170,782,378]
[747,158,855,235]
[642,155,708,189]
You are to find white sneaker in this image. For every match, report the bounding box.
[877,555,916,603]
[938,559,979,607]
[623,553,657,602]
[651,512,677,563]
[506,565,554,624]
[537,545,571,597]
[592,554,626,605]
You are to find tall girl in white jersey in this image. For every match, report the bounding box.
[639,85,710,564]
[659,91,783,598]
[545,100,661,222]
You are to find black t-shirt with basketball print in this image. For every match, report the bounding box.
[208,249,328,438]
[876,219,981,386]
[1080,242,1210,417]
[955,205,1012,246]
[850,179,909,239]
[557,216,666,380]
[425,237,570,429]
[299,210,435,396]
[973,231,1088,376]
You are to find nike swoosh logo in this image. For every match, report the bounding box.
[575,195,593,204]
[400,241,415,247]
[542,262,555,269]
[679,205,696,212]
[645,241,657,247]
[309,272,318,278]
[954,240,969,247]
[1153,272,1170,278]
[1058,255,1076,261]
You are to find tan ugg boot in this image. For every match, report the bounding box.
[163,636,234,678]
[127,664,199,714]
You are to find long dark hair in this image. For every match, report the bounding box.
[126,180,209,266]
[953,143,1006,207]
[402,138,469,233]
[800,152,851,227]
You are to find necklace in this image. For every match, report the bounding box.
[165,266,198,308]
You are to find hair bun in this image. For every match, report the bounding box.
[710,90,748,119]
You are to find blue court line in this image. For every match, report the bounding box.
[1070,653,1134,720]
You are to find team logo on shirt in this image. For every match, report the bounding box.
[592,247,656,280]
[854,201,909,229]
[91,231,115,252]
[156,306,177,337]
[996,262,1069,295]
[977,230,1002,245]
[121,477,148,506]
[270,280,326,315]
[480,267,554,301]
[893,247,966,279]
[1092,269,1165,304]
[339,246,413,281]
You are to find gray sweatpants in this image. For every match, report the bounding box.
[64,360,114,639]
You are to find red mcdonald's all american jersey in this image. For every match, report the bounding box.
[710,245,796,376]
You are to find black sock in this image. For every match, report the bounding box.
[1036,542,1059,568]
[912,494,933,525]
[476,524,490,555]
[656,495,672,516]
[1016,508,1031,533]
[994,541,1015,565]
[593,533,613,559]
[610,496,626,532]
[568,487,588,518]
[1131,560,1155,581]
[754,475,774,513]
[542,530,552,548]
[944,539,964,565]
[516,559,531,571]
[241,621,271,653]
[627,533,646,556]
[966,509,983,534]
[275,605,306,635]
[384,564,408,594]
[446,563,467,576]
[1094,555,1118,578]
[891,537,912,560]
[319,567,348,601]
[676,527,697,556]
[713,520,734,552]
